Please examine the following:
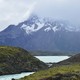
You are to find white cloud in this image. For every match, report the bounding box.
[34,0,80,26]
[0,0,80,31]
[0,0,37,31]
[22,2,37,20]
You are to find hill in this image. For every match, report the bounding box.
[17,64,80,80]
[53,53,80,65]
[17,53,80,80]
[0,46,48,75]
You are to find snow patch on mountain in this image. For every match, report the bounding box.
[44,27,51,32]
[44,26,59,32]
[52,26,59,32]
[21,23,44,34]
[20,15,80,34]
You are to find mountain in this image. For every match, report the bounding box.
[0,15,80,53]
[0,46,48,75]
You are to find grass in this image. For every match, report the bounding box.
[0,46,48,75]
[18,64,80,80]
[0,46,21,56]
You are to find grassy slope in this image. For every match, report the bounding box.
[18,64,80,80]
[0,46,48,75]
[17,53,80,80]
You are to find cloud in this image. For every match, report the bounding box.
[22,2,37,21]
[0,0,80,31]
[0,0,37,31]
[34,0,80,27]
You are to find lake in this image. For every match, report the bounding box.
[0,56,69,80]
[35,56,69,63]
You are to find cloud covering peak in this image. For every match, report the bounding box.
[0,0,80,31]
[0,0,37,31]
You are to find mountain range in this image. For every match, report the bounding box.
[0,15,80,52]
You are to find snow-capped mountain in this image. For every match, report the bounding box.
[20,15,80,34]
[0,15,80,52]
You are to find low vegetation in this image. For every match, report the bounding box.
[17,53,80,80]
[0,46,48,75]
[17,64,80,80]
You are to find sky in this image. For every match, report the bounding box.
[0,0,80,31]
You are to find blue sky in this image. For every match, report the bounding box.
[0,0,80,31]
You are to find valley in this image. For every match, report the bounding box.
[16,53,80,80]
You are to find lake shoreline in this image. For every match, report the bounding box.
[0,56,69,80]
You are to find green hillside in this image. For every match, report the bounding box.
[0,46,48,75]
[17,53,80,80]
[17,64,80,80]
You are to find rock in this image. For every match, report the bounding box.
[12,78,15,80]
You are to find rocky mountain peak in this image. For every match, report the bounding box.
[18,15,80,34]
[0,15,80,52]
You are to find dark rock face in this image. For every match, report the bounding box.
[0,46,48,75]
[12,78,15,80]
